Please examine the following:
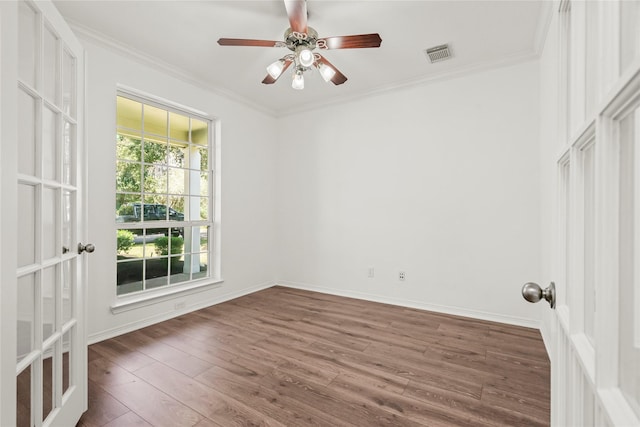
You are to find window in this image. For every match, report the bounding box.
[115,93,213,296]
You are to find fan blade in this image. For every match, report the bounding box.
[217,38,282,47]
[318,33,382,49]
[316,55,347,85]
[262,59,293,84]
[284,0,308,34]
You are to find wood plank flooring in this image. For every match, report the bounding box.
[78,286,550,426]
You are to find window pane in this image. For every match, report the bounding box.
[168,196,186,218]
[584,1,597,117]
[42,266,56,342]
[200,172,209,197]
[43,25,59,105]
[143,104,167,137]
[199,226,209,252]
[117,262,144,295]
[62,260,73,325]
[116,195,142,224]
[17,364,31,427]
[145,231,168,258]
[169,112,189,141]
[18,90,37,176]
[198,147,209,172]
[62,330,71,395]
[18,184,36,267]
[143,139,167,165]
[116,135,141,161]
[62,49,76,118]
[582,142,596,343]
[144,164,167,194]
[62,190,74,252]
[556,159,571,306]
[199,197,209,221]
[620,0,640,75]
[143,196,168,221]
[619,109,640,418]
[117,96,142,130]
[42,106,58,181]
[18,1,37,88]
[168,167,187,195]
[116,161,141,193]
[193,253,208,281]
[145,257,168,289]
[42,187,58,260]
[174,228,197,283]
[42,354,53,422]
[168,144,186,168]
[117,228,140,258]
[62,121,75,185]
[191,119,208,146]
[17,274,35,363]
[170,255,189,285]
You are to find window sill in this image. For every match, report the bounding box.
[110,278,223,314]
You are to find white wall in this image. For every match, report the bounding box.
[276,60,542,326]
[83,35,543,339]
[83,38,279,342]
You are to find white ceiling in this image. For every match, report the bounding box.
[54,0,548,116]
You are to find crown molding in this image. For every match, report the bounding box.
[277,49,539,118]
[66,19,276,118]
[67,10,549,119]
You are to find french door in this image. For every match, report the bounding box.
[1,0,87,425]
[542,0,640,425]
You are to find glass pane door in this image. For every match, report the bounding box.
[16,1,85,426]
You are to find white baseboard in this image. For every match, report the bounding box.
[89,279,541,345]
[88,280,276,344]
[277,280,541,329]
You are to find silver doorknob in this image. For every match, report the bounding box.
[522,282,556,309]
[78,243,95,254]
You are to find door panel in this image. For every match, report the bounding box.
[617,106,640,419]
[13,1,86,426]
[542,1,640,425]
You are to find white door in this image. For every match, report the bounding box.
[1,0,87,426]
[538,1,640,426]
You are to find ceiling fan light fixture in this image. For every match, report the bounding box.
[218,0,382,88]
[292,69,304,90]
[318,62,336,82]
[266,59,286,79]
[297,47,315,68]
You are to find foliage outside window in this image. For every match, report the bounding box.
[115,94,212,295]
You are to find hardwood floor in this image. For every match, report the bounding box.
[78,286,550,426]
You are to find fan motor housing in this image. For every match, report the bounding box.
[284,26,318,51]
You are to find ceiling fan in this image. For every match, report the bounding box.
[217,0,382,90]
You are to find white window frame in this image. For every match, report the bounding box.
[111,88,221,313]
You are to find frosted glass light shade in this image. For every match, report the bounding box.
[298,48,314,67]
[318,63,336,82]
[292,71,304,90]
[266,60,285,79]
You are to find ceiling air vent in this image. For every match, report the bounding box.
[424,44,452,63]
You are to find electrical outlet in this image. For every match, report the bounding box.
[174,301,186,310]
[399,271,406,281]
[368,267,375,278]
